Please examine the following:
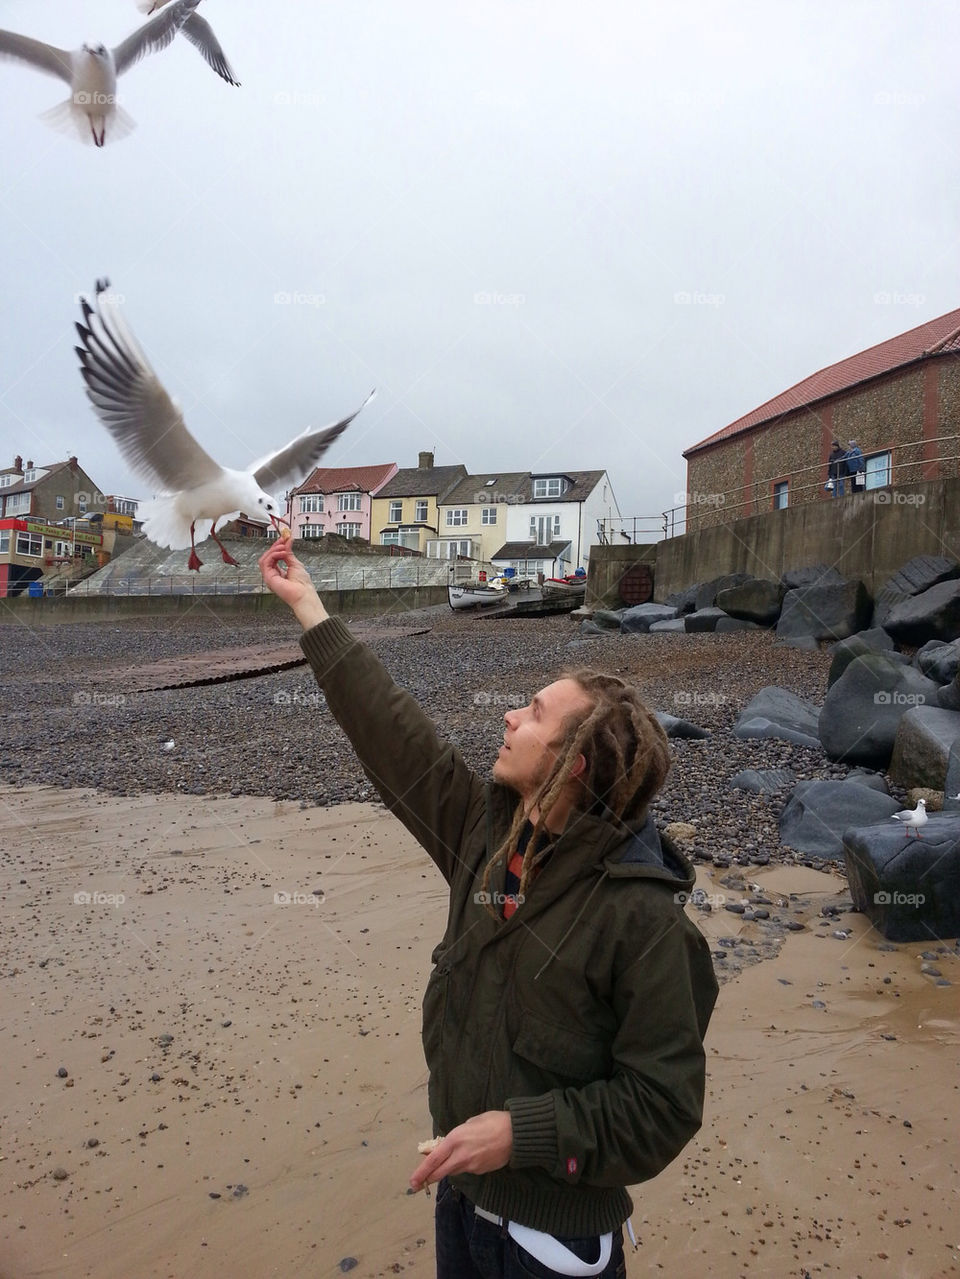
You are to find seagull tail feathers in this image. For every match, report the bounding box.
[138,496,211,552]
[38,99,136,147]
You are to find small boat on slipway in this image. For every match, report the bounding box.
[448,582,507,611]
[541,574,587,602]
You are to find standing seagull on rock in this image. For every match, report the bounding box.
[76,280,376,570]
[891,797,928,839]
[0,0,238,147]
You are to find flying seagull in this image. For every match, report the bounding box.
[891,797,928,839]
[75,280,376,571]
[0,0,238,148]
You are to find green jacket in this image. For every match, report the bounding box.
[301,618,718,1238]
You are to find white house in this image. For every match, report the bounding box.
[492,470,621,579]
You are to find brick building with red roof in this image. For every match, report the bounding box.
[682,308,960,530]
[287,461,398,542]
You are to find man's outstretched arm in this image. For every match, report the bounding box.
[259,540,485,883]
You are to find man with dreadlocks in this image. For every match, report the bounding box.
[260,540,717,1279]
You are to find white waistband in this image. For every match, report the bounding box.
[471,1205,612,1276]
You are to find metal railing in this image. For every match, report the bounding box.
[600,432,960,544]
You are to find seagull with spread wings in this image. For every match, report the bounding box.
[0,0,238,147]
[76,280,376,571]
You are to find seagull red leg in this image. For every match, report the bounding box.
[210,526,239,566]
[188,521,203,571]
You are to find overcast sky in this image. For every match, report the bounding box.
[0,0,957,526]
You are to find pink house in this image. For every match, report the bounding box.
[287,462,398,542]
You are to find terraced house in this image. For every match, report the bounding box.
[683,306,960,531]
[369,453,468,553]
[287,462,397,542]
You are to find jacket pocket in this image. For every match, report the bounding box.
[512,1010,611,1086]
[421,961,451,1066]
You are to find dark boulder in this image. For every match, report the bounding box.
[620,603,677,633]
[715,617,763,632]
[715,579,785,624]
[579,619,616,636]
[779,780,901,858]
[781,564,846,591]
[818,653,939,767]
[888,706,960,791]
[776,580,872,643]
[872,554,960,628]
[944,741,960,813]
[590,610,625,632]
[937,671,960,711]
[648,619,687,633]
[694,574,753,611]
[733,687,822,749]
[655,712,710,740]
[883,579,960,645]
[661,585,698,614]
[685,607,727,633]
[827,629,902,688]
[915,639,960,686]
[843,769,889,794]
[844,817,960,940]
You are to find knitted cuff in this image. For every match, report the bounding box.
[505,1094,559,1170]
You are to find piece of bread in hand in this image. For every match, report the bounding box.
[417,1137,442,1154]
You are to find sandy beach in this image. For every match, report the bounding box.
[1,783,957,1279]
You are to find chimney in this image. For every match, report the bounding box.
[13,455,22,472]
[25,460,33,470]
[418,451,434,470]
[69,456,78,469]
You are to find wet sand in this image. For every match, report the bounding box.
[1,786,957,1278]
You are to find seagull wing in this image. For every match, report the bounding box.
[112,0,199,76]
[0,30,74,83]
[75,281,223,493]
[251,391,376,493]
[180,13,240,86]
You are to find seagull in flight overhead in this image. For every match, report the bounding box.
[75,281,376,571]
[0,0,238,147]
[891,797,928,839]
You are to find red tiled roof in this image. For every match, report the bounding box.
[291,462,396,496]
[686,307,960,456]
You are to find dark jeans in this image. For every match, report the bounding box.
[434,1178,627,1279]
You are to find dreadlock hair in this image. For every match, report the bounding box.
[479,668,672,918]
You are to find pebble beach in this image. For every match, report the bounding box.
[1,606,958,1277]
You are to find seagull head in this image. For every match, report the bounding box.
[82,43,110,61]
[244,480,286,532]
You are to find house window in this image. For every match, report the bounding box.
[54,540,73,557]
[446,508,468,526]
[773,481,788,509]
[56,495,65,510]
[23,468,36,483]
[299,494,323,513]
[865,451,892,489]
[6,492,30,515]
[301,523,324,538]
[0,475,13,488]
[16,532,42,557]
[415,500,428,521]
[529,513,561,542]
[380,529,399,545]
[388,501,403,522]
[337,492,361,512]
[77,497,86,513]
[533,477,566,499]
[0,530,9,553]
[481,507,498,525]
[337,522,362,539]
[429,539,473,559]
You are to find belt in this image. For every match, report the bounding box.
[472,1205,613,1277]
